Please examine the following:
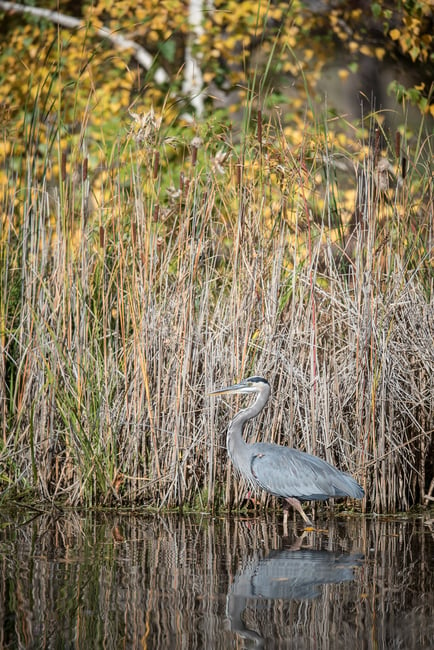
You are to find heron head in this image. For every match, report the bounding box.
[208,376,269,396]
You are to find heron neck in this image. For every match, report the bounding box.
[226,388,270,472]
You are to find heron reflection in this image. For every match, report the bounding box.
[227,547,363,645]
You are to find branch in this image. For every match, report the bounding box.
[0,1,169,84]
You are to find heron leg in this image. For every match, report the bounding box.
[245,490,258,506]
[283,507,288,536]
[285,497,314,527]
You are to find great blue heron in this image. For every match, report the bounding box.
[210,376,364,526]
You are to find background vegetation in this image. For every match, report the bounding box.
[0,0,433,514]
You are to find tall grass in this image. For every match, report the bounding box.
[1,98,433,513]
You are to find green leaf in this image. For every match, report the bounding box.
[158,39,176,64]
[371,3,381,18]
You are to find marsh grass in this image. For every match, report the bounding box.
[1,94,433,513]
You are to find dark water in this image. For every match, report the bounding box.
[0,508,433,649]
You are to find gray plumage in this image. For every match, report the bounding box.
[210,376,364,525]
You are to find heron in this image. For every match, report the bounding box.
[209,376,364,527]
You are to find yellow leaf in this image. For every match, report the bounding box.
[390,29,400,41]
[360,45,373,57]
[329,12,338,26]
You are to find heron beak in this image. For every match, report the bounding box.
[208,381,246,396]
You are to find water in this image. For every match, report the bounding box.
[0,508,433,649]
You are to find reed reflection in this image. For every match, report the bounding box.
[0,510,432,649]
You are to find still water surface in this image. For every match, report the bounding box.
[0,508,433,648]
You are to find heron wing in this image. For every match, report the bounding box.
[250,444,363,501]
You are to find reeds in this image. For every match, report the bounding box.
[1,103,433,512]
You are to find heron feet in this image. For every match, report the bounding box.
[245,490,258,507]
[283,497,314,530]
